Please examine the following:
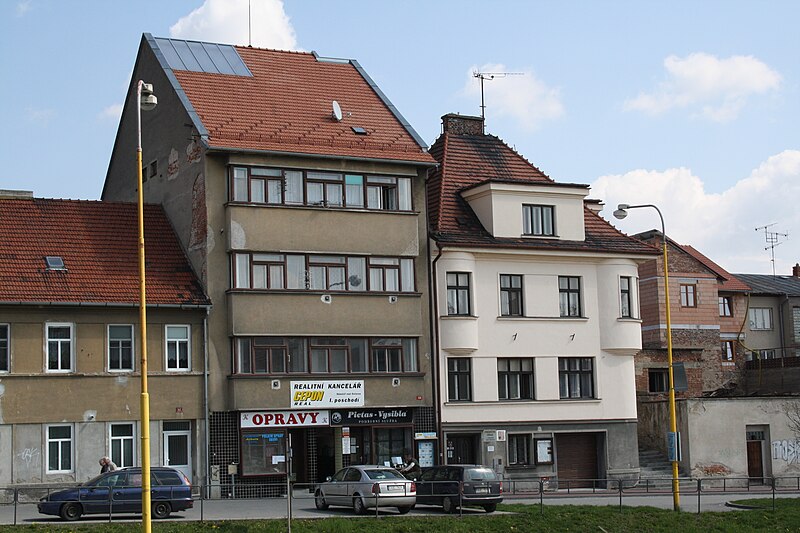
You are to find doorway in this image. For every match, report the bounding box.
[746,427,768,484]
[163,421,192,482]
[446,434,479,464]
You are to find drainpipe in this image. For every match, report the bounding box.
[203,313,210,497]
[430,240,444,464]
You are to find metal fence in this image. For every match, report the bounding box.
[1,475,798,526]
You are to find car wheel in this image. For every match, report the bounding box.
[152,501,172,519]
[483,503,497,513]
[441,496,457,514]
[59,502,83,521]
[315,491,329,510]
[397,505,413,514]
[353,495,367,515]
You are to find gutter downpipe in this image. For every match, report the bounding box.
[203,313,211,498]
[430,241,444,463]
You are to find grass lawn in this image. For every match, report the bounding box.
[4,500,800,532]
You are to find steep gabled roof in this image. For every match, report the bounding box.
[146,35,435,165]
[679,244,751,292]
[734,273,800,296]
[427,116,658,256]
[0,198,209,306]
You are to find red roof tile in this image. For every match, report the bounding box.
[679,244,751,292]
[0,198,208,306]
[428,129,659,255]
[167,45,435,164]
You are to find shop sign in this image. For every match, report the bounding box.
[330,408,413,426]
[290,380,364,408]
[415,432,438,440]
[240,410,330,428]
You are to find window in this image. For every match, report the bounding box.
[232,252,414,293]
[648,369,668,393]
[719,296,733,317]
[108,325,134,372]
[230,166,412,211]
[0,324,8,372]
[447,358,472,401]
[680,284,697,307]
[235,337,417,374]
[166,325,190,371]
[558,276,581,317]
[620,277,633,318]
[446,272,471,316]
[500,274,523,316]
[47,425,73,473]
[110,423,135,468]
[45,256,65,270]
[559,357,594,399]
[497,358,534,400]
[722,341,735,361]
[508,434,530,465]
[749,308,773,330]
[241,428,287,475]
[522,204,554,236]
[46,323,73,372]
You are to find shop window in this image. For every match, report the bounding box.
[240,429,287,475]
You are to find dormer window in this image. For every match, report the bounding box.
[45,256,66,270]
[522,204,555,236]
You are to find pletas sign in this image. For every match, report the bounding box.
[290,380,365,408]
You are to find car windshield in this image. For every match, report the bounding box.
[365,469,405,480]
[83,474,109,486]
[466,468,497,480]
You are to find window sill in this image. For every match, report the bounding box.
[228,289,422,297]
[519,234,560,239]
[441,314,478,320]
[226,201,420,216]
[495,316,588,321]
[617,317,642,323]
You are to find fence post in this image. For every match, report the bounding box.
[618,478,623,511]
[375,489,379,518]
[459,481,463,518]
[697,478,701,515]
[772,477,776,512]
[108,486,113,523]
[200,483,205,522]
[539,479,544,516]
[287,475,292,533]
[13,488,18,526]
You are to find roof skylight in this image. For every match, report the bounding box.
[45,256,65,270]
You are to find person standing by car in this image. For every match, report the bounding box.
[399,451,421,480]
[99,456,117,473]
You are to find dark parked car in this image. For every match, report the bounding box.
[37,467,193,521]
[415,464,502,513]
[314,465,416,514]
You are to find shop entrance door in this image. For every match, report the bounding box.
[163,429,192,483]
[447,434,478,464]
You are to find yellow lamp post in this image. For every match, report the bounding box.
[614,203,680,511]
[136,80,157,532]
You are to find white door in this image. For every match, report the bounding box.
[163,430,192,482]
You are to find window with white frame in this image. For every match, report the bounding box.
[508,434,531,465]
[722,341,735,361]
[46,323,73,372]
[522,204,555,236]
[166,325,190,371]
[620,277,633,318]
[108,325,134,372]
[47,425,73,473]
[0,324,8,372]
[719,296,733,317]
[749,308,773,330]
[110,423,136,468]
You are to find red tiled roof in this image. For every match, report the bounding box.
[679,244,751,292]
[168,46,435,164]
[427,131,660,255]
[0,198,208,306]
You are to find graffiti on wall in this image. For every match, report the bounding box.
[772,440,800,463]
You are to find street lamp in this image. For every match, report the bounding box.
[136,80,157,533]
[614,203,681,512]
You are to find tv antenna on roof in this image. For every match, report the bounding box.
[473,71,524,128]
[755,223,789,276]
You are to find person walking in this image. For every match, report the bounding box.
[99,456,118,473]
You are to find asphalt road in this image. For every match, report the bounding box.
[1,489,790,526]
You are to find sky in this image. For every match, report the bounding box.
[1,0,799,275]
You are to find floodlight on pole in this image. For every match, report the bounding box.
[136,79,156,533]
[613,203,681,512]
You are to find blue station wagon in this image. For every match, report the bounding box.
[38,467,193,521]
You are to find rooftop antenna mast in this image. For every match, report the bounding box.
[248,0,252,47]
[473,70,523,131]
[755,223,789,276]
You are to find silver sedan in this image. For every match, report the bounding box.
[314,465,416,514]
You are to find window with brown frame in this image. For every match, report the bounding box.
[719,296,733,317]
[680,283,697,307]
[722,340,735,361]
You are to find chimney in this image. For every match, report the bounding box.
[793,263,800,277]
[0,189,33,199]
[442,113,484,136]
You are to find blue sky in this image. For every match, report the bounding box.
[2,0,799,274]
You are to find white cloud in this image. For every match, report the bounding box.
[592,150,800,275]
[624,53,781,122]
[170,0,298,50]
[16,0,31,17]
[461,64,564,130]
[98,103,124,121]
[25,107,54,124]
